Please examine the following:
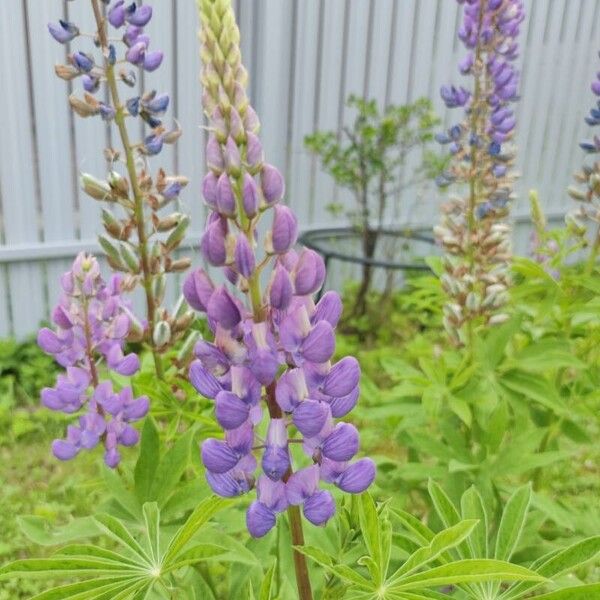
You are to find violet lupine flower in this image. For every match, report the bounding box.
[188,0,375,538]
[49,2,171,155]
[434,0,524,344]
[37,253,148,468]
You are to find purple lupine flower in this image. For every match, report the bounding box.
[48,20,79,44]
[38,253,147,468]
[435,0,524,342]
[191,0,375,538]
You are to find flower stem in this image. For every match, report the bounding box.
[264,382,313,600]
[90,0,164,380]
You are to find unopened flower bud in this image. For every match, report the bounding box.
[206,135,224,173]
[119,242,140,273]
[269,265,293,310]
[245,132,264,170]
[234,235,255,278]
[202,172,219,209]
[224,136,241,175]
[153,320,171,348]
[242,173,259,218]
[261,164,284,205]
[293,249,326,295]
[152,274,166,305]
[200,219,227,266]
[165,215,190,251]
[81,173,113,201]
[216,173,237,217]
[270,205,298,254]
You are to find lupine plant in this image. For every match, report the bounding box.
[568,51,600,274]
[48,0,195,382]
[185,0,376,595]
[434,0,524,347]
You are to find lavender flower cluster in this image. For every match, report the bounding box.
[568,52,600,232]
[434,0,524,344]
[38,253,149,468]
[187,0,375,537]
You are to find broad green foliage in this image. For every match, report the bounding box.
[297,492,545,599]
[0,496,230,599]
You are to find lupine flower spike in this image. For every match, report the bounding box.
[434,0,525,345]
[48,1,196,379]
[190,0,375,554]
[568,51,600,273]
[38,254,148,468]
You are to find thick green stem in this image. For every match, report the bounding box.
[90,0,164,380]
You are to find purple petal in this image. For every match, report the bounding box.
[207,287,242,330]
[303,490,336,526]
[201,438,240,473]
[337,458,376,493]
[215,390,250,430]
[286,465,320,505]
[189,360,223,398]
[52,439,79,461]
[246,501,276,538]
[313,291,342,327]
[322,357,360,397]
[301,320,335,363]
[322,422,359,462]
[37,328,62,354]
[292,400,330,438]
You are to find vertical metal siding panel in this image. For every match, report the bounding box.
[535,1,580,214]
[312,0,348,226]
[27,1,79,322]
[144,2,178,307]
[521,2,566,213]
[255,0,293,195]
[66,1,107,244]
[287,0,321,229]
[550,0,597,217]
[175,0,204,265]
[0,2,46,337]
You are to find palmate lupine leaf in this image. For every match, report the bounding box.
[0,496,230,598]
[297,492,543,599]
[494,484,532,562]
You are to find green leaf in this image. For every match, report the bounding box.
[359,492,384,585]
[163,543,228,572]
[389,508,435,546]
[481,315,522,369]
[142,502,161,564]
[135,417,160,503]
[509,339,586,372]
[390,559,543,591]
[17,516,100,547]
[529,584,600,599]
[460,487,488,559]
[389,520,478,583]
[259,560,277,600]
[0,557,138,580]
[501,536,600,600]
[294,545,373,591]
[500,370,567,416]
[494,484,531,562]
[428,480,461,529]
[149,428,194,505]
[162,496,229,566]
[94,513,153,565]
[55,544,142,568]
[28,577,134,600]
